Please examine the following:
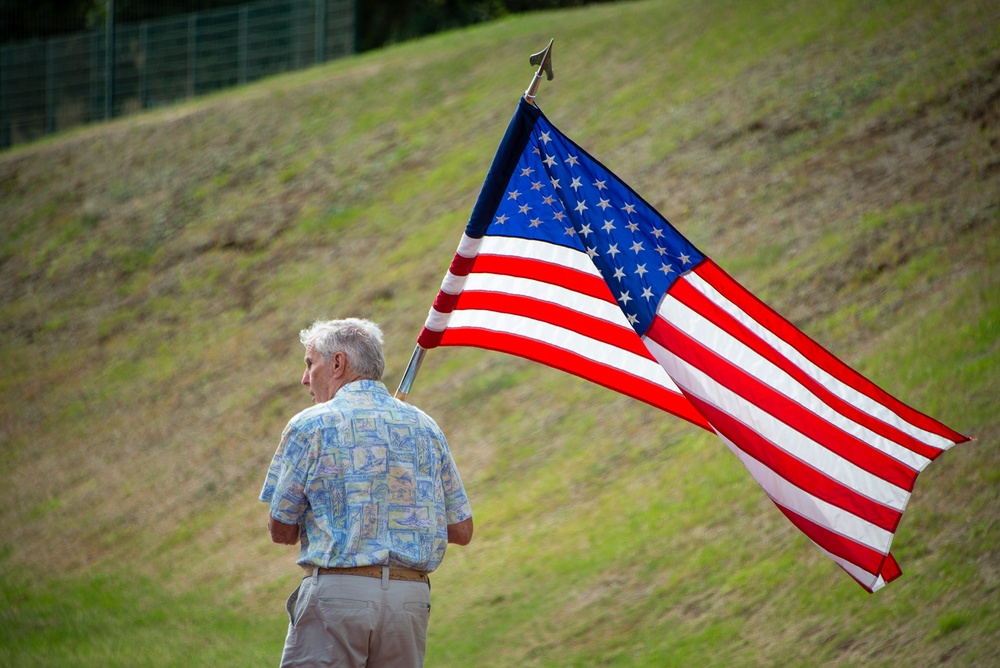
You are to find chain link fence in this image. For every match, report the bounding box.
[1,0,355,150]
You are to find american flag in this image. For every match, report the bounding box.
[418,98,968,592]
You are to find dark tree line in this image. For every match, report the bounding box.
[1,0,607,49]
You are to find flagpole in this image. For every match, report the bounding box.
[394,344,426,401]
[394,39,555,402]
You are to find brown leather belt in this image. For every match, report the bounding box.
[301,564,430,584]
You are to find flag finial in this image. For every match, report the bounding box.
[524,39,554,105]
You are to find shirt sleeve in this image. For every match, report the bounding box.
[260,421,313,525]
[438,436,473,525]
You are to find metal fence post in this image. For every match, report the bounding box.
[140,22,149,109]
[315,0,326,64]
[1,46,8,149]
[239,5,248,84]
[187,13,197,98]
[46,41,56,132]
[105,0,115,119]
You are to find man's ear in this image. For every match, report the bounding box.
[332,351,346,376]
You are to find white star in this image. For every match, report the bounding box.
[651,227,664,239]
[678,253,691,265]
[507,190,521,200]
[575,200,588,213]
[622,203,636,214]
[659,263,675,275]
[494,214,508,225]
[542,195,556,205]
[613,267,625,280]
[602,219,616,233]
[529,218,543,228]
[570,177,583,190]
[626,221,640,232]
[641,286,655,301]
[543,155,557,167]
[521,167,534,177]
[630,240,645,254]
[531,181,545,191]
[519,203,532,214]
[553,211,566,221]
[539,131,552,144]
[654,246,668,256]
[564,226,575,236]
[626,313,639,325]
[597,198,612,210]
[586,247,599,258]
[593,179,607,190]
[550,178,561,189]
[566,155,580,167]
[618,290,632,305]
[634,263,648,277]
[607,243,620,258]
[579,223,593,237]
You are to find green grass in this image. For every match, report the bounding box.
[1,0,999,665]
[0,567,283,668]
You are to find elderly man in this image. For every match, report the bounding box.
[260,318,473,667]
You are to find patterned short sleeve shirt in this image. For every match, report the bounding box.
[260,380,472,572]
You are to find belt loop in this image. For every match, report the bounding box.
[381,565,390,590]
[312,566,320,582]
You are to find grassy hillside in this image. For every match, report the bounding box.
[1,0,998,665]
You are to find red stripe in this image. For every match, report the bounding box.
[449,253,476,277]
[647,315,918,492]
[694,261,968,445]
[878,552,902,585]
[418,327,443,349]
[433,290,460,313]
[685,393,903,532]
[472,254,616,304]
[772,500,888,576]
[668,277,944,462]
[439,327,711,430]
[454,290,654,359]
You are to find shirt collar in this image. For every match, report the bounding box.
[335,379,389,397]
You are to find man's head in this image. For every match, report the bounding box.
[299,318,386,403]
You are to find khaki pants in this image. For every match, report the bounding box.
[280,567,431,667]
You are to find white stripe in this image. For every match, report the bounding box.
[658,291,931,472]
[645,335,910,511]
[816,545,884,592]
[456,233,484,258]
[686,271,954,452]
[464,273,624,326]
[423,307,449,332]
[448,309,682,393]
[440,271,466,295]
[717,429,893,553]
[648,339,895,552]
[481,235,601,276]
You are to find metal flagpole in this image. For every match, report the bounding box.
[394,39,555,402]
[394,344,426,401]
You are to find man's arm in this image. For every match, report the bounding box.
[447,517,474,546]
[269,515,300,545]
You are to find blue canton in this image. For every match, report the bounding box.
[486,113,704,336]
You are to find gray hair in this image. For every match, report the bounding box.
[299,318,385,381]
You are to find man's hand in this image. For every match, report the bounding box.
[447,517,474,546]
[268,515,300,545]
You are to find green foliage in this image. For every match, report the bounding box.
[1,0,998,666]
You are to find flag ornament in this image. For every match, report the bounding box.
[417,97,968,592]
